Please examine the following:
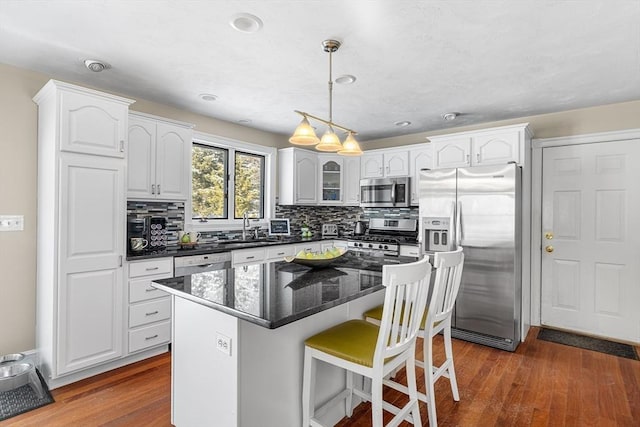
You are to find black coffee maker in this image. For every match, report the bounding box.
[127,218,147,253]
[127,216,167,253]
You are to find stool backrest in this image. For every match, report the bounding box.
[374,256,432,365]
[428,247,465,328]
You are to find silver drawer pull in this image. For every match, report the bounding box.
[145,334,159,341]
[145,267,159,271]
[246,256,255,259]
[145,310,159,316]
[277,252,285,256]
[145,288,156,292]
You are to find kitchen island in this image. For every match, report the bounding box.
[152,252,417,427]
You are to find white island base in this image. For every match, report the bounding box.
[171,290,385,427]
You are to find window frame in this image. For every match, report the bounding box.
[187,131,276,232]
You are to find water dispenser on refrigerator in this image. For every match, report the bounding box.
[422,217,454,252]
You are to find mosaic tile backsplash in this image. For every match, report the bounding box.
[127,201,185,246]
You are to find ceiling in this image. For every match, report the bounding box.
[1,1,639,142]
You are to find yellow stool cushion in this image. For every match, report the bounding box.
[364,304,433,330]
[305,320,380,368]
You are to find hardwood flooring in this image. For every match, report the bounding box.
[3,327,639,426]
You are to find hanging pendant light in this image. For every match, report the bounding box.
[337,132,363,156]
[289,39,362,156]
[289,116,320,145]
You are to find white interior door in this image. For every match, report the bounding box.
[541,139,640,343]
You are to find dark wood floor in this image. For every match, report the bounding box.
[4,327,639,426]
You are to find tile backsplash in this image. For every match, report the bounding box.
[127,201,184,246]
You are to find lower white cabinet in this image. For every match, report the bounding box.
[127,258,173,354]
[265,245,296,260]
[399,245,421,258]
[232,248,266,266]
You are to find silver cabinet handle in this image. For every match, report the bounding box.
[120,140,125,152]
[157,184,160,194]
[277,252,285,256]
[145,267,159,271]
[476,153,480,163]
[246,256,255,259]
[151,184,156,195]
[119,255,122,267]
[145,288,156,292]
[145,334,159,341]
[145,310,159,316]
[466,154,470,164]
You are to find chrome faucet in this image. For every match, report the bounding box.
[242,212,250,240]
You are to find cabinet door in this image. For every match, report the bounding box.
[361,153,384,178]
[410,146,433,205]
[433,137,472,168]
[294,150,318,204]
[127,116,156,199]
[472,130,520,165]
[343,157,361,205]
[318,155,343,204]
[383,150,409,177]
[155,122,192,200]
[59,90,127,158]
[58,154,125,374]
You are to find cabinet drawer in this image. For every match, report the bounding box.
[265,245,295,260]
[129,258,173,278]
[400,245,420,258]
[130,278,169,303]
[129,320,171,353]
[232,248,265,265]
[129,297,171,328]
[295,242,321,254]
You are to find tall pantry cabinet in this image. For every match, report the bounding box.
[33,80,134,387]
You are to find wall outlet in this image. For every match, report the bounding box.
[0,215,24,231]
[216,333,231,356]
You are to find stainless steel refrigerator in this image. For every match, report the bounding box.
[419,163,521,351]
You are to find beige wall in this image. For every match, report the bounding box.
[1,60,639,355]
[364,100,640,150]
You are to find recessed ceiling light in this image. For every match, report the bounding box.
[238,119,252,124]
[84,59,110,72]
[442,112,458,121]
[199,93,218,102]
[230,13,263,33]
[394,121,412,127]
[335,75,356,85]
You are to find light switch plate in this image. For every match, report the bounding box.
[0,215,24,231]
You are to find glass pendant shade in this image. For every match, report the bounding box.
[289,117,320,145]
[337,132,363,156]
[315,127,343,152]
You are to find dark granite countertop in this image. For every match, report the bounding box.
[126,236,337,261]
[152,252,418,329]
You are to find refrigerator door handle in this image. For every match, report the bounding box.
[456,201,462,247]
[449,201,457,247]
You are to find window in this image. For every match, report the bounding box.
[234,151,264,219]
[189,133,275,228]
[192,143,228,220]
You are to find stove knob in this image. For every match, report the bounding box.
[383,245,389,250]
[368,243,373,248]
[378,244,384,249]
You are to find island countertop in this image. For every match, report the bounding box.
[152,252,418,329]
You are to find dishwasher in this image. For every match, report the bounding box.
[174,252,233,306]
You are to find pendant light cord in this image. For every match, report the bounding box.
[328,48,333,126]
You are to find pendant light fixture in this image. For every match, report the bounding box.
[289,39,362,156]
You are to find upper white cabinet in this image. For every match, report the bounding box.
[318,154,344,204]
[429,123,532,169]
[408,143,433,205]
[343,156,361,205]
[33,80,134,381]
[361,149,409,178]
[127,112,193,201]
[278,147,318,205]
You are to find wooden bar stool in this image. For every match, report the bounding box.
[364,248,465,427]
[302,257,432,427]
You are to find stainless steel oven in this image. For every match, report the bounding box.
[360,177,410,208]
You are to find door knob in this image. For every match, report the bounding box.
[545,232,553,240]
[545,245,554,253]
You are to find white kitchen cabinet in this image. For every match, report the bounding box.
[295,241,322,254]
[127,258,173,354]
[318,155,344,204]
[278,147,318,205]
[265,244,296,261]
[127,112,193,200]
[429,123,532,169]
[361,149,409,178]
[409,143,433,205]
[232,248,266,266]
[55,81,129,158]
[399,245,421,258]
[343,156,361,205]
[33,80,134,384]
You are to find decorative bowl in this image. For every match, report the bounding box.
[283,248,347,268]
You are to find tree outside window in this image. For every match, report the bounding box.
[234,151,264,219]
[192,144,227,219]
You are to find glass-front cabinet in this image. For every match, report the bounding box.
[318,155,344,204]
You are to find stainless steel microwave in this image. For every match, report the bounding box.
[359,177,410,207]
